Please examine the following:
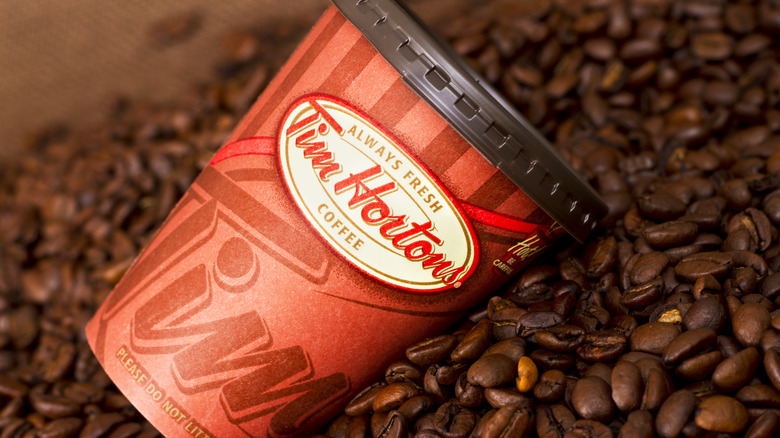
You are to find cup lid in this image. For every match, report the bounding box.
[332,0,607,242]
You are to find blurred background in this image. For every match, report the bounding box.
[0,0,482,162]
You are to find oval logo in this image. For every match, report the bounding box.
[278,95,479,292]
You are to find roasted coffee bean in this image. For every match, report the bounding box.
[434,363,468,386]
[712,347,760,392]
[586,236,618,278]
[576,330,626,362]
[479,405,533,438]
[695,395,749,433]
[571,376,614,422]
[397,395,434,423]
[467,354,515,388]
[372,382,422,413]
[640,367,674,411]
[620,277,663,309]
[516,356,538,393]
[675,350,723,381]
[683,296,727,332]
[629,322,680,355]
[35,417,84,438]
[536,404,576,438]
[611,360,643,413]
[535,325,584,353]
[533,369,566,403]
[765,348,780,392]
[406,335,459,367]
[345,382,387,416]
[450,319,492,363]
[433,401,477,438]
[744,411,780,438]
[642,221,698,248]
[530,349,574,373]
[385,360,423,386]
[734,384,780,408]
[656,389,696,438]
[516,311,564,338]
[619,409,653,438]
[483,388,532,410]
[733,302,772,347]
[662,327,717,365]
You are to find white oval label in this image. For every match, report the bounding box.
[278,95,479,292]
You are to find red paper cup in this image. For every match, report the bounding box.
[86,1,606,436]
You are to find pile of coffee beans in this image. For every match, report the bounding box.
[2,0,780,437]
[321,0,780,437]
[0,21,306,438]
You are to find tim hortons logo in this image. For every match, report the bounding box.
[278,95,479,292]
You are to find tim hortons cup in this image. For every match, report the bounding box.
[85,1,607,436]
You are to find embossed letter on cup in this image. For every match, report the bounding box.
[86,1,606,436]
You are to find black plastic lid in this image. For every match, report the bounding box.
[332,0,607,242]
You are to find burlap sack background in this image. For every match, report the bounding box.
[0,0,475,162]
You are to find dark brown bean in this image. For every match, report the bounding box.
[733,302,772,347]
[712,347,761,392]
[619,410,653,438]
[656,389,696,438]
[467,354,516,388]
[662,327,717,365]
[406,335,459,367]
[630,322,680,355]
[694,395,749,433]
[572,376,614,422]
[611,360,643,413]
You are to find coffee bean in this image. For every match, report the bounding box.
[79,413,126,438]
[385,360,423,386]
[765,348,780,392]
[536,404,575,438]
[629,322,680,355]
[35,417,84,438]
[535,325,584,353]
[637,194,687,221]
[397,395,434,424]
[662,327,717,365]
[611,360,643,413]
[734,384,780,408]
[620,277,663,309]
[372,382,422,413]
[533,369,566,403]
[516,311,564,338]
[744,411,780,438]
[683,296,727,332]
[406,335,459,367]
[450,319,492,363]
[577,330,626,362]
[675,350,723,381]
[515,356,538,393]
[433,401,476,438]
[345,382,387,416]
[656,389,696,438]
[619,409,653,438]
[695,395,749,433]
[629,252,669,285]
[643,221,699,248]
[483,388,532,410]
[483,337,526,363]
[712,347,760,392]
[479,405,533,438]
[572,376,614,422]
[467,354,515,388]
[733,302,772,347]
